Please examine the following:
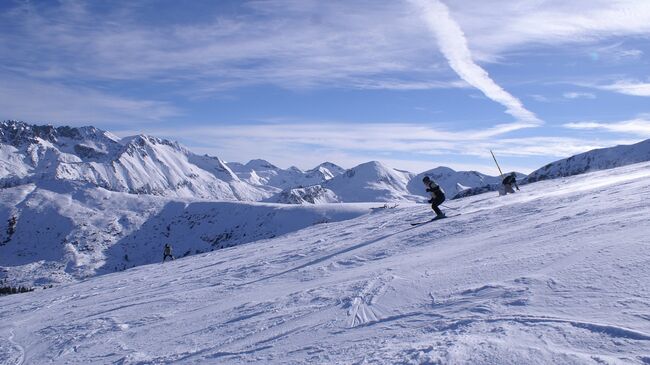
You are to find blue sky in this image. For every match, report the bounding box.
[1,0,650,174]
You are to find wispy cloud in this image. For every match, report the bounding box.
[486,137,633,158]
[564,117,650,136]
[589,43,643,62]
[409,0,541,127]
[598,81,650,97]
[451,1,650,57]
[529,94,550,103]
[0,1,455,93]
[563,92,596,99]
[0,76,180,125]
[4,1,647,95]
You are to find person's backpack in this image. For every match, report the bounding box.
[427,181,445,197]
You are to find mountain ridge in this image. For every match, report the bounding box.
[526,138,650,183]
[0,120,509,203]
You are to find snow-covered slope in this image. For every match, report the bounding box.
[320,161,420,202]
[0,121,271,201]
[1,161,649,364]
[408,166,503,199]
[0,182,373,286]
[527,138,650,183]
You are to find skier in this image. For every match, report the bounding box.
[423,176,445,219]
[162,243,175,262]
[502,172,520,194]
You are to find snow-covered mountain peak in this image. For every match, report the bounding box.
[245,159,279,170]
[321,161,417,202]
[267,160,417,204]
[425,166,457,176]
[314,162,345,174]
[0,120,125,166]
[344,160,391,178]
[0,121,273,201]
[303,162,344,182]
[121,134,183,152]
[229,159,345,192]
[0,120,119,150]
[336,161,410,189]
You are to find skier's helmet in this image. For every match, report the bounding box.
[510,172,516,177]
[422,176,430,183]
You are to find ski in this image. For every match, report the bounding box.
[410,214,459,226]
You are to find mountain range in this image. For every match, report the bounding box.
[0,120,510,203]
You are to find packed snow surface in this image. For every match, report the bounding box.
[1,162,649,364]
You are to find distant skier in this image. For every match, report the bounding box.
[502,172,520,194]
[423,176,445,219]
[162,243,175,262]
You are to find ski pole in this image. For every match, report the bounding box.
[490,149,504,178]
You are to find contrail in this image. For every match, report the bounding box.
[410,0,541,126]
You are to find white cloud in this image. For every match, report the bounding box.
[0,1,454,92]
[3,1,648,95]
[449,1,650,58]
[589,43,643,62]
[598,81,650,96]
[563,92,596,99]
[617,49,643,58]
[564,118,650,136]
[486,137,633,158]
[529,94,550,103]
[408,0,541,127]
[0,76,180,125]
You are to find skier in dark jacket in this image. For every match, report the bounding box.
[162,243,175,262]
[423,176,445,218]
[502,172,520,194]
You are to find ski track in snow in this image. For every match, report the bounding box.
[0,329,26,365]
[1,162,650,364]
